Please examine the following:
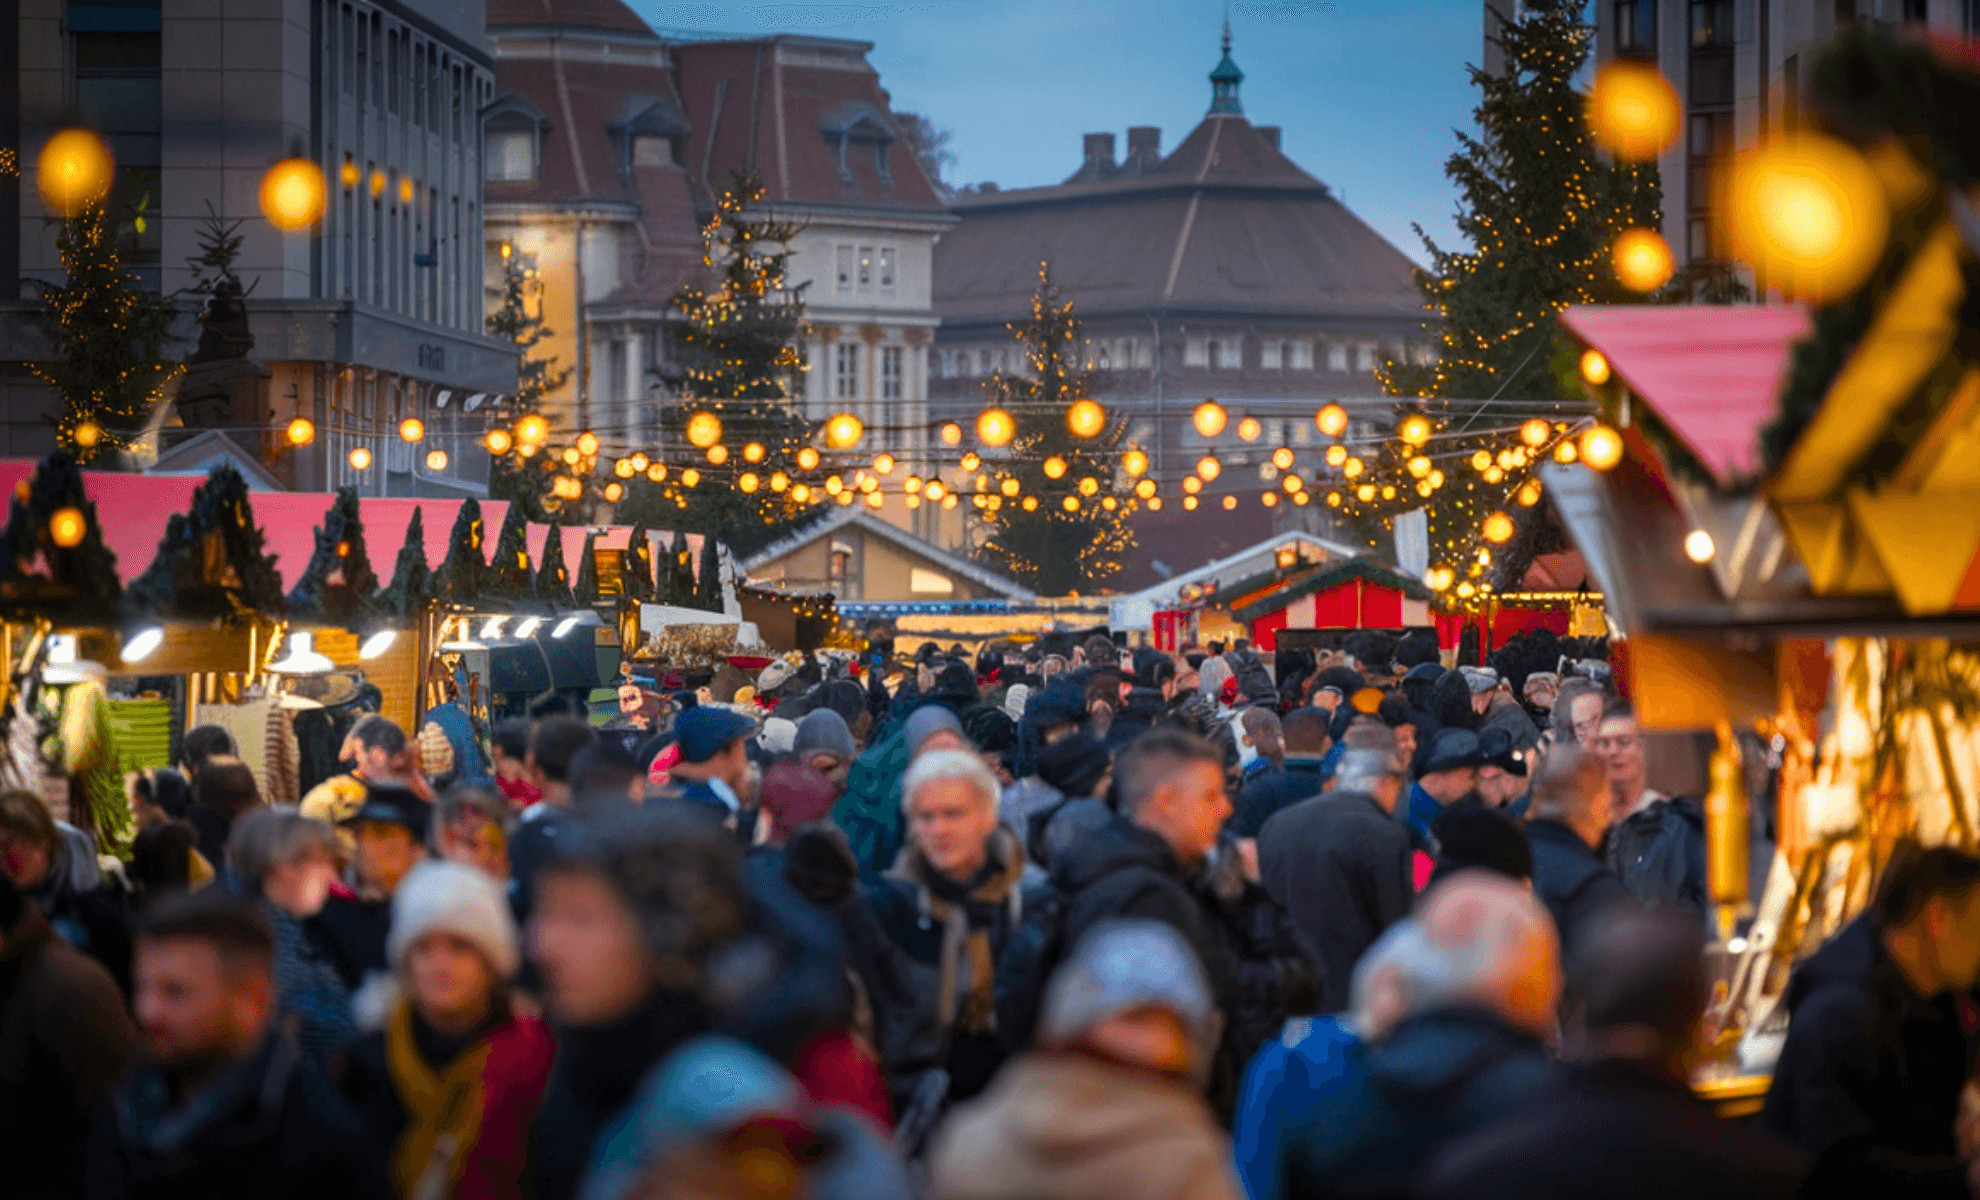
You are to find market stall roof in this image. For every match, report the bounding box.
[1559,304,1811,486]
[740,508,1037,601]
[0,462,705,590]
[1230,555,1431,623]
[1121,530,1359,611]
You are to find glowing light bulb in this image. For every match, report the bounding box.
[1067,399,1106,438]
[1315,404,1348,437]
[976,408,1015,447]
[1580,425,1625,470]
[1193,401,1227,438]
[686,412,723,448]
[260,158,326,230]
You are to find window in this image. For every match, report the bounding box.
[1218,339,1242,369]
[878,247,895,291]
[836,244,853,293]
[880,346,903,400]
[343,7,355,93]
[829,542,855,597]
[835,343,861,400]
[977,348,990,375]
[633,136,673,167]
[1687,216,1715,263]
[372,20,384,109]
[1289,339,1315,370]
[486,130,534,181]
[1185,337,1208,368]
[857,246,874,292]
[388,29,400,114]
[1327,343,1349,372]
[1690,0,1732,48]
[76,32,162,274]
[1260,339,1283,370]
[1615,0,1656,55]
[1356,344,1377,372]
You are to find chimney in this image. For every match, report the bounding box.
[1083,132,1116,171]
[1256,125,1281,150]
[1127,126,1161,158]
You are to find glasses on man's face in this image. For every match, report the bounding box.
[1591,734,1640,753]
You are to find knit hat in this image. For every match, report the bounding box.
[1429,800,1533,886]
[793,708,856,762]
[905,705,965,754]
[1035,733,1109,799]
[1040,920,1216,1065]
[1459,666,1501,695]
[757,763,839,840]
[757,717,798,755]
[1003,683,1032,724]
[387,860,521,979]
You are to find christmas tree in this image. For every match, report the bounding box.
[286,487,379,626]
[1380,0,1660,405]
[433,499,486,605]
[536,523,576,609]
[30,205,184,461]
[486,502,534,601]
[127,464,285,619]
[485,249,572,520]
[379,508,431,620]
[0,451,123,625]
[667,531,696,601]
[694,535,722,613]
[630,170,812,558]
[574,530,601,605]
[623,524,656,604]
[974,266,1135,595]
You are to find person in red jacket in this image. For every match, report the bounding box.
[339,860,555,1200]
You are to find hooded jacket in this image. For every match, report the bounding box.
[1284,1008,1552,1200]
[1232,755,1333,839]
[927,1051,1243,1200]
[1761,915,1977,1200]
[86,1032,390,1200]
[1478,693,1540,753]
[1524,819,1632,957]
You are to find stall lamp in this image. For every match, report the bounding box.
[514,617,544,639]
[43,633,106,683]
[358,629,398,660]
[552,615,582,639]
[121,625,165,664]
[267,631,334,676]
[479,616,506,640]
[437,617,486,652]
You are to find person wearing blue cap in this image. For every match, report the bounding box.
[1407,728,1485,856]
[657,707,758,826]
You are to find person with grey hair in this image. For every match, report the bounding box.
[1233,918,1433,1200]
[1525,745,1633,956]
[1284,871,1560,1198]
[225,805,355,1074]
[1550,675,1609,747]
[868,748,1037,1107]
[929,920,1243,1200]
[1257,743,1415,1012]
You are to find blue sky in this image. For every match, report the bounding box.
[638,0,1489,264]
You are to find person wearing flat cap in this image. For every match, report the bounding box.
[1474,726,1531,814]
[658,707,758,828]
[1406,729,1484,856]
[313,784,433,990]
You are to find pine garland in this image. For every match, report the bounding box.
[433,499,487,605]
[0,451,123,625]
[379,507,431,620]
[286,487,380,626]
[536,523,576,609]
[126,464,285,619]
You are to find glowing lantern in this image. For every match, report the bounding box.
[1196,456,1221,482]
[49,506,86,548]
[1326,444,1348,467]
[797,447,820,471]
[873,453,895,475]
[1043,456,1067,480]
[1237,417,1262,442]
[825,413,864,449]
[1613,228,1675,292]
[1588,60,1680,160]
[1580,425,1625,471]
[1123,449,1149,476]
[1315,404,1349,437]
[349,447,372,470]
[516,414,549,445]
[706,445,729,465]
[425,449,449,471]
[739,473,759,493]
[1272,447,1295,470]
[286,418,315,446]
[1482,511,1516,544]
[37,128,113,217]
[977,408,1016,447]
[1407,455,1431,478]
[398,418,424,443]
[1193,401,1227,438]
[260,159,326,230]
[1520,418,1551,448]
[681,468,701,488]
[686,412,723,448]
[1067,399,1106,438]
[489,429,516,456]
[1728,132,1889,302]
[1399,414,1432,446]
[940,422,963,445]
[1579,349,1611,386]
[575,431,599,457]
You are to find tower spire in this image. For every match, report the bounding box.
[1208,7,1244,116]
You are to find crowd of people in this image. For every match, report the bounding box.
[3,629,1980,1200]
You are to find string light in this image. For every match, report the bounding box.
[1580,424,1624,470]
[1342,457,1365,480]
[286,418,315,446]
[1077,476,1099,496]
[1001,477,1020,496]
[1399,415,1432,445]
[1579,349,1611,386]
[1123,449,1149,476]
[1043,456,1067,479]
[1238,417,1262,441]
[1183,477,1202,495]
[489,429,516,455]
[797,446,820,470]
[825,413,864,449]
[1193,401,1227,438]
[940,422,963,445]
[744,442,766,463]
[1184,496,1199,511]
[770,471,789,492]
[604,481,623,502]
[1326,444,1348,467]
[49,506,86,547]
[739,472,760,493]
[1271,447,1295,470]
[260,159,325,229]
[681,467,701,487]
[1135,478,1157,499]
[349,447,372,469]
[1067,398,1106,437]
[1315,404,1349,437]
[1196,456,1221,482]
[977,408,1016,447]
[425,449,448,471]
[398,417,424,443]
[517,414,549,445]
[873,452,895,475]
[686,412,723,448]
[575,430,599,456]
[1222,495,1237,510]
[647,463,667,482]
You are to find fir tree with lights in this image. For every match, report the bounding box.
[536,523,576,610]
[625,170,810,558]
[623,524,656,604]
[574,531,601,605]
[379,508,431,620]
[287,488,379,626]
[975,266,1135,596]
[31,205,183,462]
[433,498,487,606]
[485,250,571,521]
[1381,0,1660,405]
[486,502,534,601]
[667,531,696,601]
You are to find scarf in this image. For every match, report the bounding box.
[897,830,1025,1039]
[386,1001,492,1200]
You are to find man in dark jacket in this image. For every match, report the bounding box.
[1,875,136,1200]
[1422,905,1805,1200]
[1258,743,1412,1012]
[1232,707,1334,838]
[1524,746,1633,956]
[1284,871,1560,1199]
[86,890,389,1200]
[1762,846,1980,1200]
[1597,701,1708,916]
[997,728,1313,1119]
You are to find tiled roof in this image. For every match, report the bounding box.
[670,38,950,213]
[487,0,651,35]
[741,508,1036,600]
[935,114,1421,326]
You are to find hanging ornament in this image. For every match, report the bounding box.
[398,418,425,443]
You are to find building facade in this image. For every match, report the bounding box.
[930,30,1428,584]
[1588,0,1979,272]
[3,0,517,494]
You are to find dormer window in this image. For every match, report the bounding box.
[821,101,896,187]
[609,98,691,181]
[483,92,549,182]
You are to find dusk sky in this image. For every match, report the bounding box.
[636,0,1494,265]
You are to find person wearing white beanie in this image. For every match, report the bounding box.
[341,860,556,1200]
